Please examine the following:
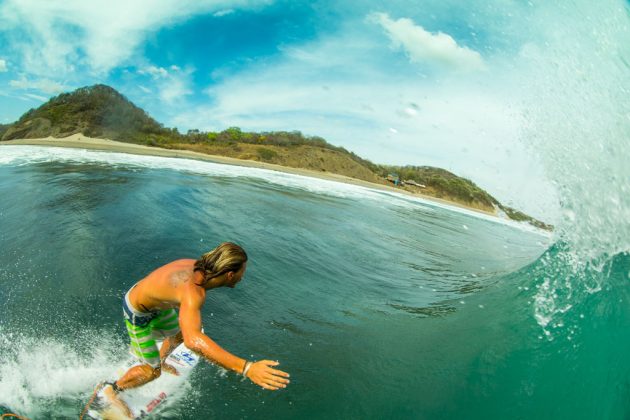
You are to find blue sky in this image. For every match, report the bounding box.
[1,0,628,220]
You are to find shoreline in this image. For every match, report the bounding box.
[1,134,498,217]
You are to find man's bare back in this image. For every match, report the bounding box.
[129,259,200,312]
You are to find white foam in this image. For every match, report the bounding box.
[0,145,549,234]
[0,329,123,418]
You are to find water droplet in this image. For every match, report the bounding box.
[563,209,576,222]
[404,107,418,116]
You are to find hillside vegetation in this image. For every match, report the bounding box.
[0,84,551,229]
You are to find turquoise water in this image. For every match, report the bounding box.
[0,146,628,419]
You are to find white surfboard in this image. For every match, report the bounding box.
[86,343,200,419]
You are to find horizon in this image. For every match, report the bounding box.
[1,0,628,222]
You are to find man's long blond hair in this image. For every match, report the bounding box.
[194,242,248,284]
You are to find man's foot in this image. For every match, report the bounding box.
[161,362,180,376]
[102,383,133,419]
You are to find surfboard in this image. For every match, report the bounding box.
[85,343,200,419]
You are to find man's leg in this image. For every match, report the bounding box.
[101,315,163,415]
[115,363,161,389]
[113,330,183,386]
[149,309,182,375]
[160,331,184,375]
[103,364,160,418]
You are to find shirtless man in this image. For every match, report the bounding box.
[102,242,290,415]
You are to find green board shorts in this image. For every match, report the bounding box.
[122,287,181,368]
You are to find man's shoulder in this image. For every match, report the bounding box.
[179,282,206,305]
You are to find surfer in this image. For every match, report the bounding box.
[102,242,290,415]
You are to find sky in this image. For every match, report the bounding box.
[1,0,627,222]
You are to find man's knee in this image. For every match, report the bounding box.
[139,363,162,379]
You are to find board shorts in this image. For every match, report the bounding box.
[122,287,181,368]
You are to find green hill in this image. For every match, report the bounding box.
[2,85,166,141]
[0,84,551,229]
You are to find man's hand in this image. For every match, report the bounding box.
[246,360,290,390]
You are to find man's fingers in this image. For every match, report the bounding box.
[260,363,289,376]
[266,378,288,388]
[263,373,289,383]
[268,368,290,378]
[251,360,290,390]
[266,373,290,384]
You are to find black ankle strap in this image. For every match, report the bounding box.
[105,381,121,393]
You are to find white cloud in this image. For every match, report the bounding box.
[159,77,193,104]
[213,9,235,17]
[167,25,556,220]
[22,93,49,102]
[139,66,169,79]
[0,0,272,75]
[138,65,194,105]
[9,77,67,94]
[370,12,485,72]
[0,59,7,72]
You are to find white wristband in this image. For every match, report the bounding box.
[242,361,253,377]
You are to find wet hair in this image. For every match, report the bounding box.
[194,242,248,284]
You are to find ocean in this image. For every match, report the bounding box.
[0,145,628,419]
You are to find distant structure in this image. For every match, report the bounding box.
[386,174,426,188]
[403,180,426,188]
[386,173,400,186]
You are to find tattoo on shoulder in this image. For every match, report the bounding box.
[169,270,191,286]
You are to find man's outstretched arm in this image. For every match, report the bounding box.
[179,289,290,390]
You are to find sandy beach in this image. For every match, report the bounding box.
[1,134,498,217]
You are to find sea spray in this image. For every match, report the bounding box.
[0,328,125,418]
[516,0,630,330]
